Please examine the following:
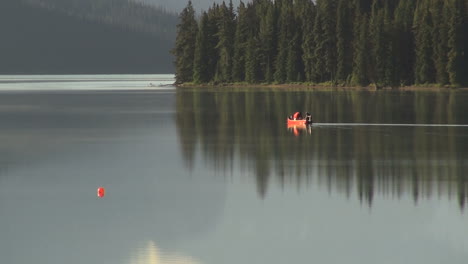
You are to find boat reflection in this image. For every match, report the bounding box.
[287,124,312,136]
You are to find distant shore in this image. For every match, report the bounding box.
[176,82,468,91]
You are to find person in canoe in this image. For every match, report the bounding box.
[292,111,302,120]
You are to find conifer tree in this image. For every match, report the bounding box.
[336,0,354,83]
[301,0,316,82]
[214,1,236,82]
[430,0,450,85]
[394,0,416,85]
[414,0,436,84]
[193,12,210,83]
[245,36,261,83]
[311,0,326,82]
[351,14,370,86]
[369,0,385,85]
[232,1,248,82]
[286,30,302,82]
[322,0,338,82]
[274,0,293,83]
[258,1,277,82]
[446,0,466,86]
[172,1,198,84]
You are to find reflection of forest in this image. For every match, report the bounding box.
[176,89,468,209]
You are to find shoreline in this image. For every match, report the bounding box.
[176,83,468,91]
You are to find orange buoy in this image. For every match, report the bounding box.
[97,187,105,198]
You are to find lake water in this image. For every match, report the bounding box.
[1,75,468,264]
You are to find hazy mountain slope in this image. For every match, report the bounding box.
[0,0,175,74]
[22,0,177,39]
[133,0,241,12]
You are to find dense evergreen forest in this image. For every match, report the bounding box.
[0,0,177,74]
[173,0,468,87]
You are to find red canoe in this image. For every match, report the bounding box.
[287,118,312,125]
[287,112,313,125]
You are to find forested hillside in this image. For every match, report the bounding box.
[174,0,468,87]
[0,0,177,74]
[133,0,240,12]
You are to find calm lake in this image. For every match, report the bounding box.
[1,75,468,264]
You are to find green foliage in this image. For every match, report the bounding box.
[174,0,468,87]
[232,1,248,82]
[351,14,370,86]
[173,1,198,83]
[214,1,236,82]
[336,0,354,83]
[414,0,436,84]
[446,0,467,86]
[193,13,211,83]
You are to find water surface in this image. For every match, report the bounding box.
[1,77,468,264]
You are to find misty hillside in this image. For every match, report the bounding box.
[133,0,241,12]
[23,0,177,38]
[0,0,177,74]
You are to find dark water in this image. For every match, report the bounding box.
[1,79,468,264]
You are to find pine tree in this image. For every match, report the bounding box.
[243,1,261,83]
[274,0,293,83]
[383,2,397,87]
[172,1,198,84]
[232,1,248,82]
[258,1,277,83]
[301,0,316,82]
[446,0,466,86]
[351,14,370,86]
[336,0,354,83]
[193,12,210,83]
[311,0,326,82]
[214,1,236,82]
[286,30,302,82]
[430,0,450,85]
[393,0,416,86]
[369,0,385,86]
[245,36,261,83]
[414,0,436,84]
[322,0,338,82]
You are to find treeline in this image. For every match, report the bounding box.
[173,0,468,87]
[0,0,177,73]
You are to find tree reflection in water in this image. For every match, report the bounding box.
[176,88,468,210]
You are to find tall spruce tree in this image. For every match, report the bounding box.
[336,0,354,83]
[351,14,370,86]
[430,0,450,85]
[214,1,236,82]
[446,0,466,86]
[258,1,277,83]
[414,0,436,84]
[323,0,338,82]
[394,0,416,85]
[301,0,316,82]
[193,12,211,83]
[232,1,248,82]
[311,0,327,82]
[172,1,198,84]
[274,0,293,83]
[244,2,261,83]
